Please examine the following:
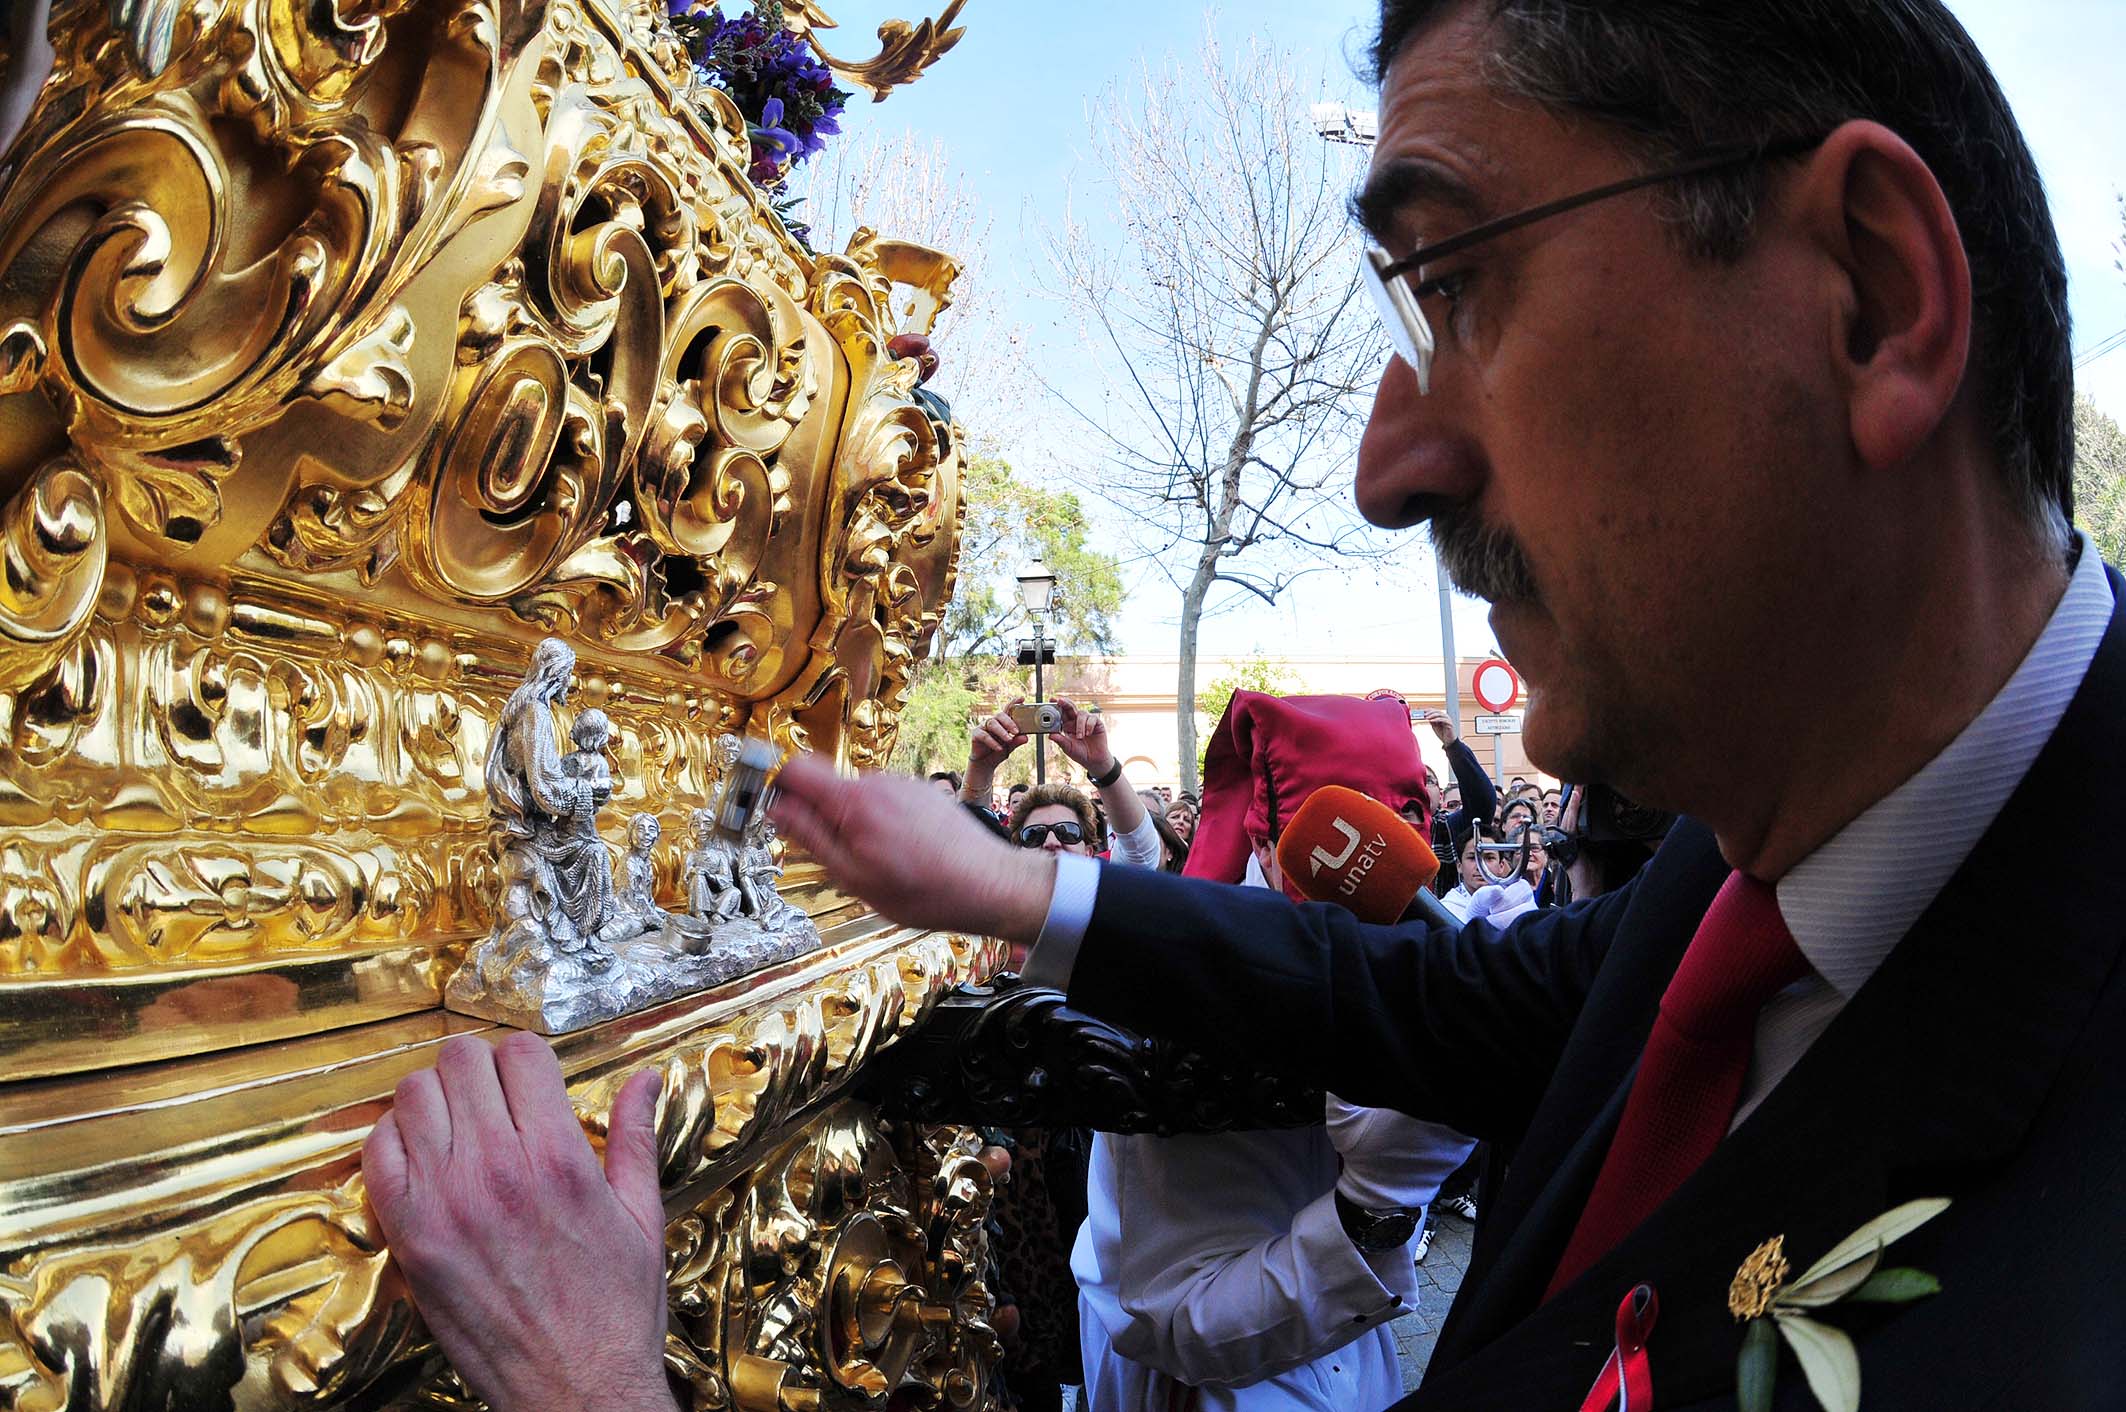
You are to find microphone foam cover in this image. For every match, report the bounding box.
[1276,785,1441,925]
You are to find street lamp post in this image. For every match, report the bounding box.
[1308,100,1462,740]
[1016,560,1058,783]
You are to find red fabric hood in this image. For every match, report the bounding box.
[1183,691,1430,892]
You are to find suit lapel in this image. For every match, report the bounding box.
[1413,568,2126,1410]
[1431,820,1728,1361]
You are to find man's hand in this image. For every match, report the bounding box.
[363,1034,678,1412]
[1421,709,1457,746]
[1049,697,1115,777]
[771,753,1056,942]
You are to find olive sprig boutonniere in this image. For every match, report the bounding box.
[1729,1198,1949,1412]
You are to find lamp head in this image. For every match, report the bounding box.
[1016,559,1057,614]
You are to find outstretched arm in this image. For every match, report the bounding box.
[1444,737,1497,829]
[1051,698,1157,864]
[960,702,1027,806]
[768,754,1637,1134]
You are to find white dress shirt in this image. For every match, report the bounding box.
[1029,537,2114,1133]
[1072,852,1474,1412]
[1733,533,2112,1122]
[1074,1114,1465,1412]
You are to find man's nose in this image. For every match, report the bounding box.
[1354,356,1485,529]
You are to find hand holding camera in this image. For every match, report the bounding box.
[963,702,1030,804]
[1046,698,1117,779]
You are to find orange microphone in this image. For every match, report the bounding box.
[1276,785,1454,927]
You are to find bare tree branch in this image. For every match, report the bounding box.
[1030,23,1392,788]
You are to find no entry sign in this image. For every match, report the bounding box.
[1472,658,1521,714]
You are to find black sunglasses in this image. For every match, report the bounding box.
[1017,821,1087,847]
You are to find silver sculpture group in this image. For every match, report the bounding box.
[445,637,821,1033]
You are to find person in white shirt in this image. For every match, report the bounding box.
[1073,692,1475,1412]
[1438,826,1538,928]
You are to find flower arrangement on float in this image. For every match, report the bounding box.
[668,0,850,236]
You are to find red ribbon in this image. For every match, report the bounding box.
[1577,1284,1659,1412]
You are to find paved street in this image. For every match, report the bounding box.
[1395,1212,1475,1391]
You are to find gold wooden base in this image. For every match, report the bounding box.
[0,925,1005,1410]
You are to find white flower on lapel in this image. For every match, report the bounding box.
[1730,1198,1950,1412]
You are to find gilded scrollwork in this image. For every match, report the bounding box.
[0,0,968,1077]
[0,460,105,693]
[0,929,1005,1412]
[662,1112,999,1412]
[0,0,994,1401]
[780,1,970,103]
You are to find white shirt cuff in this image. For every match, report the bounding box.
[1022,851,1099,988]
[1292,1188,1415,1320]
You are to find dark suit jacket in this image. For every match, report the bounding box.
[1065,574,2126,1409]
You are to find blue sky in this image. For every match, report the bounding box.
[820,1,2126,663]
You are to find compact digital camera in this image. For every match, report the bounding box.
[1008,702,1065,734]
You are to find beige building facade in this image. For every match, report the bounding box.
[1044,654,1550,793]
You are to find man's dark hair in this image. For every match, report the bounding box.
[1372,1,2072,541]
[928,770,963,790]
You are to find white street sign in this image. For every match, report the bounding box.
[1474,713,1523,735]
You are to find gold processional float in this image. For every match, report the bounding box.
[0,0,1035,1403]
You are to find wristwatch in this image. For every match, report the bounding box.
[1088,757,1124,789]
[1333,1190,1422,1253]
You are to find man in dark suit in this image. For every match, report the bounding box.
[765,2,2122,1406]
[364,2,2121,1409]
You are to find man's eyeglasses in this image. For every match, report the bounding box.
[1361,135,1825,394]
[1017,820,1088,848]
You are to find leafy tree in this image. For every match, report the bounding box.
[936,455,1122,661]
[2073,393,2126,566]
[890,457,1122,782]
[1194,657,1297,776]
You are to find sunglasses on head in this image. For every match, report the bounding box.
[1017,821,1087,847]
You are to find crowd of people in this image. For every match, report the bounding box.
[354,0,2124,1407]
[916,686,1640,1410]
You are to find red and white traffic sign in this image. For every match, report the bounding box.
[1471,657,1521,714]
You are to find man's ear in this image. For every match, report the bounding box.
[1790,120,1973,473]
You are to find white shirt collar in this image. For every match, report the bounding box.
[1776,535,2114,997]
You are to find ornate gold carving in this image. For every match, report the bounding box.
[662,1115,998,1412]
[782,2,970,103]
[0,0,968,1076]
[0,0,994,1399]
[0,928,1005,1411]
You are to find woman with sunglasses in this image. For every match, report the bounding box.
[965,697,1164,869]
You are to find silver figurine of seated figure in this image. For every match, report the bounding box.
[444,638,820,1033]
[683,804,804,933]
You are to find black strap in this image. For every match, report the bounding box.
[1089,758,1124,789]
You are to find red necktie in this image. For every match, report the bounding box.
[1547,871,1809,1298]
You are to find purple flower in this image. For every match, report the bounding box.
[674,2,850,197]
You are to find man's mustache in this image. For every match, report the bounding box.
[1429,505,1540,604]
